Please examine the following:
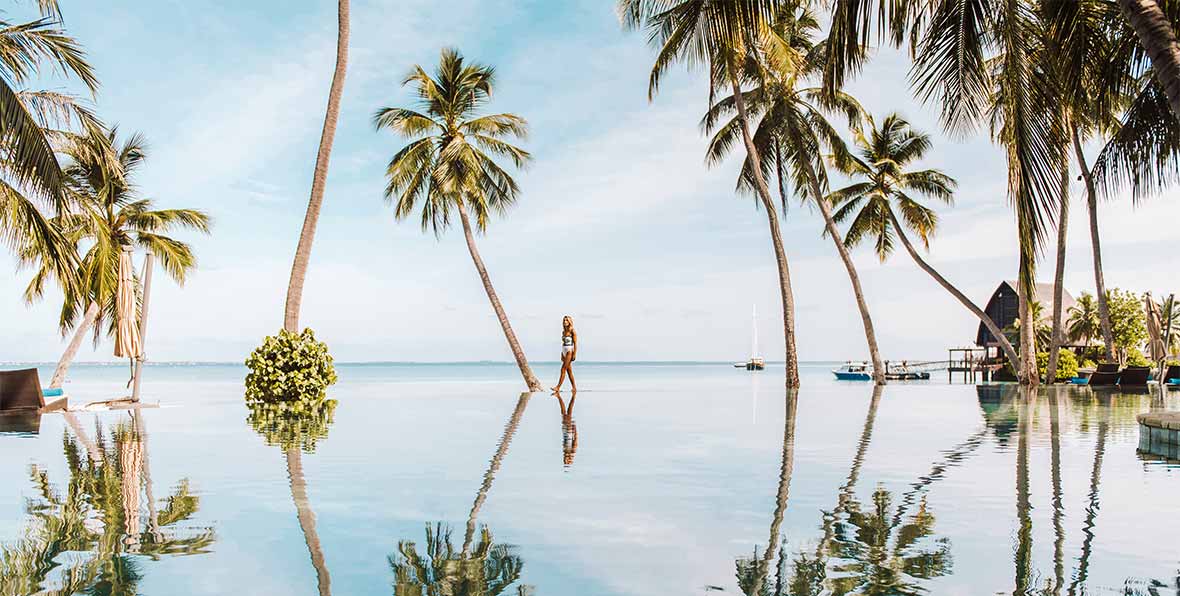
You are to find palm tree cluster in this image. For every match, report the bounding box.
[0,2,210,387]
[618,0,1180,386]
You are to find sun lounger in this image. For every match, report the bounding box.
[1096,363,1120,373]
[0,369,67,413]
[1118,366,1151,386]
[1164,365,1180,382]
[1087,370,1119,386]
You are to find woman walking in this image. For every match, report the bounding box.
[553,316,578,393]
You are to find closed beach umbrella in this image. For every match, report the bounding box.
[113,248,142,359]
[1146,293,1167,362]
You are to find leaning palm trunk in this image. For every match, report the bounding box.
[49,301,101,389]
[1118,0,1180,119]
[1047,168,1071,383]
[286,447,331,596]
[729,76,801,387]
[750,390,799,590]
[463,392,531,555]
[1072,128,1115,361]
[283,0,349,333]
[455,203,542,392]
[888,212,1021,370]
[807,169,885,384]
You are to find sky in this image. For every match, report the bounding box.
[2,0,1178,364]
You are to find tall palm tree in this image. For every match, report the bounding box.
[827,113,1022,370]
[373,49,541,391]
[821,0,1067,385]
[703,4,887,384]
[20,129,210,389]
[620,0,803,387]
[1,4,102,288]
[283,0,349,333]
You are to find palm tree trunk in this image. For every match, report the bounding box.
[1071,127,1115,361]
[455,203,542,392]
[752,390,799,590]
[729,75,800,387]
[889,211,1021,369]
[1047,167,1071,383]
[1118,0,1180,118]
[282,0,349,333]
[49,301,100,389]
[805,168,885,384]
[1018,258,1039,386]
[286,447,331,596]
[463,392,531,555]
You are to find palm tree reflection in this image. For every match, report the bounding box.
[0,412,213,594]
[246,398,338,596]
[392,393,535,595]
[733,388,953,595]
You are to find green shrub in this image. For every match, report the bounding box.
[1125,347,1151,367]
[246,399,337,453]
[245,329,338,404]
[1079,357,1098,369]
[1037,350,1079,382]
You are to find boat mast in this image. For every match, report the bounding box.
[751,304,758,359]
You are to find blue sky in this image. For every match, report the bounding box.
[2,0,1178,363]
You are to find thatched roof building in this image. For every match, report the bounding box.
[976,280,1076,348]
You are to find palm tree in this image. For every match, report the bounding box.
[19,129,210,388]
[702,4,887,384]
[827,113,1022,370]
[1116,0,1180,119]
[283,0,349,333]
[1067,292,1103,351]
[0,4,102,288]
[373,49,541,391]
[821,0,1067,385]
[620,0,803,387]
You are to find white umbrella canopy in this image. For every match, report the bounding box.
[113,248,142,359]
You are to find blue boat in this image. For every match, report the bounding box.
[833,363,873,381]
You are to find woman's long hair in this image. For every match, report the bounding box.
[562,315,574,337]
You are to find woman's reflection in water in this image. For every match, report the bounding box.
[555,391,578,468]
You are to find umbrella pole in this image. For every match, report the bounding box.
[131,253,155,402]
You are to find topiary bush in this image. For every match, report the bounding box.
[245,328,338,405]
[1037,349,1079,382]
[246,398,337,453]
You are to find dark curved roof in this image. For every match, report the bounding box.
[975,280,1076,347]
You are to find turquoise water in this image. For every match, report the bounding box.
[1,362,1179,595]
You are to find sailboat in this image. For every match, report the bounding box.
[734,305,765,371]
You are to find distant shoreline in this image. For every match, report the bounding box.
[1,360,901,367]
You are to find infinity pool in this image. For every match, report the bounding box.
[1,363,1178,595]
